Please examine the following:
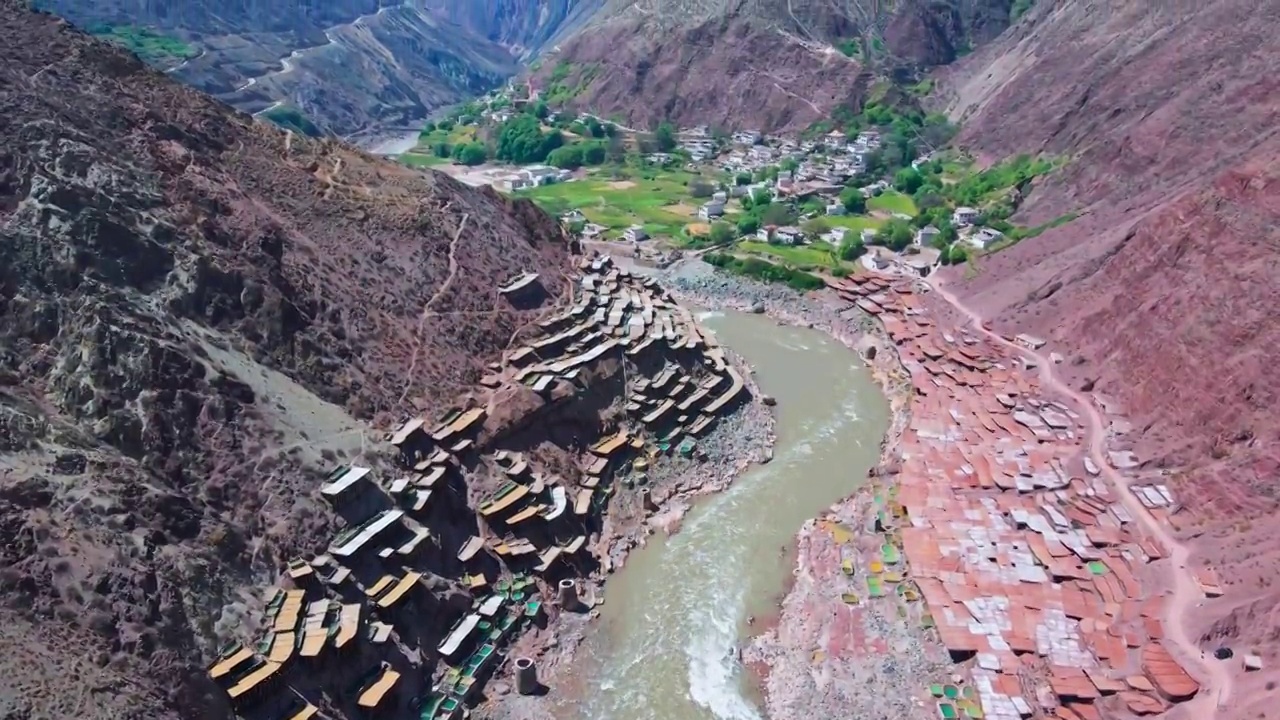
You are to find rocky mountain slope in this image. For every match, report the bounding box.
[0,3,573,717]
[32,0,597,137]
[534,0,1015,132]
[935,2,1280,713]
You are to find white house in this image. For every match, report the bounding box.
[562,210,587,224]
[823,227,849,243]
[856,131,882,148]
[581,223,607,239]
[774,226,804,245]
[624,225,649,242]
[861,228,878,245]
[826,202,846,216]
[901,253,939,278]
[965,227,1003,250]
[499,177,533,192]
[711,190,728,203]
[915,225,940,247]
[698,200,726,220]
[952,207,980,226]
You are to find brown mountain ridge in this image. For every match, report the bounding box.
[0,3,572,717]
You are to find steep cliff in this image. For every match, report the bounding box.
[0,3,573,716]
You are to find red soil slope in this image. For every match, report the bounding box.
[935,2,1280,715]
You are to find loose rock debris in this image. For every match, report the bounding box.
[201,254,757,719]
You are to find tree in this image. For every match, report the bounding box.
[654,121,677,152]
[736,215,760,236]
[688,180,715,199]
[585,117,605,138]
[495,115,562,164]
[605,136,628,164]
[801,217,831,237]
[581,141,607,166]
[735,173,752,186]
[863,150,887,179]
[894,168,925,194]
[876,218,914,250]
[780,157,800,173]
[838,236,865,261]
[603,122,618,138]
[761,203,795,227]
[935,219,958,247]
[432,142,453,158]
[453,142,488,166]
[419,121,436,136]
[547,145,585,169]
[532,101,550,119]
[946,244,969,265]
[709,222,736,245]
[840,187,867,214]
[437,118,456,131]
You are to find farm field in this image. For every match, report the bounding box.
[519,168,719,238]
[868,190,918,216]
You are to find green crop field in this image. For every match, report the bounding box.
[868,190,918,216]
[825,215,885,232]
[518,168,713,238]
[86,24,196,66]
[737,241,842,269]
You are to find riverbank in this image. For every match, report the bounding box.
[485,342,777,720]
[658,260,955,719]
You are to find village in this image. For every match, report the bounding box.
[201,255,750,720]
[394,82,1025,284]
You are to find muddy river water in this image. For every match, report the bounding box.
[573,309,890,720]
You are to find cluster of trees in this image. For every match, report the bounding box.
[495,114,564,164]
[547,141,608,169]
[704,253,825,291]
[653,122,678,152]
[736,190,796,235]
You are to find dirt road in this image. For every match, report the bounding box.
[926,278,1233,716]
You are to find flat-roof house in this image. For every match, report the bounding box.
[966,227,1004,250]
[623,225,649,242]
[562,210,586,224]
[774,226,804,245]
[915,225,940,247]
[952,206,980,226]
[698,200,726,220]
[826,202,846,216]
[901,247,942,278]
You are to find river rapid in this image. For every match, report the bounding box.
[571,308,889,720]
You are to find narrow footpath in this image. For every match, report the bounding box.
[926,278,1234,716]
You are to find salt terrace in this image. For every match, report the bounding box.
[811,273,1205,720]
[200,254,749,720]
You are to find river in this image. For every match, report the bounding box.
[572,308,889,720]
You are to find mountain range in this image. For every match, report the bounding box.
[36,0,1017,137]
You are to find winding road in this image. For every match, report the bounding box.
[925,277,1233,717]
